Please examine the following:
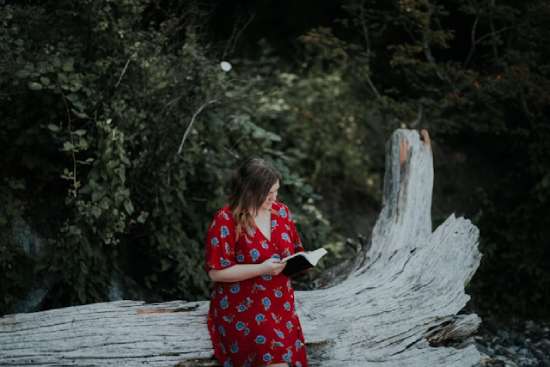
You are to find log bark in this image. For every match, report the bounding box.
[0,129,483,366]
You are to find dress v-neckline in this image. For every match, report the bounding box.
[254,210,272,242]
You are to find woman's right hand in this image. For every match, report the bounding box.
[261,258,286,276]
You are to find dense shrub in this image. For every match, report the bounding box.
[1,0,549,320]
[0,1,337,313]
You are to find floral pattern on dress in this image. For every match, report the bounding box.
[205,201,307,367]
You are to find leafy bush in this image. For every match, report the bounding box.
[0,0,336,313]
[1,0,549,321]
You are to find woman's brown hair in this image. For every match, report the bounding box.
[228,157,282,239]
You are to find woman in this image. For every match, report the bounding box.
[204,157,308,367]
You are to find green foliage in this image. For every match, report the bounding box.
[244,31,386,213]
[338,0,550,319]
[0,0,336,312]
[1,0,549,320]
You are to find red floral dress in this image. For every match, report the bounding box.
[204,201,308,367]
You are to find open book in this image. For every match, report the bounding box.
[281,248,328,277]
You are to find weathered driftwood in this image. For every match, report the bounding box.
[0,129,483,366]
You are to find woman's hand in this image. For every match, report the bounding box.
[261,258,286,276]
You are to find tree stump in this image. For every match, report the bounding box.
[0,129,483,366]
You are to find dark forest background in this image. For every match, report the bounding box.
[1,0,549,322]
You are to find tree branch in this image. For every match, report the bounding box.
[464,14,479,68]
[176,99,218,155]
[222,12,255,59]
[115,58,131,89]
[359,0,381,99]
[488,0,499,60]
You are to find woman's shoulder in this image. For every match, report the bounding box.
[272,201,292,220]
[211,205,235,223]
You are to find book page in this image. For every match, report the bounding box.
[281,248,327,264]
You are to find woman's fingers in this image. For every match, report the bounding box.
[263,258,286,275]
[272,262,286,275]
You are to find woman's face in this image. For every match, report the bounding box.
[260,180,280,211]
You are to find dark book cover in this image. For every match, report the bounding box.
[282,255,313,277]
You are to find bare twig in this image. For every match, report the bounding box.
[419,2,459,93]
[115,58,131,89]
[176,99,218,155]
[223,145,240,159]
[365,76,381,99]
[59,89,78,197]
[410,105,424,128]
[465,23,512,68]
[222,12,255,59]
[421,4,446,82]
[488,0,499,60]
[464,15,479,68]
[359,0,381,99]
[359,0,372,61]
[475,26,513,46]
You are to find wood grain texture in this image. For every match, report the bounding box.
[0,129,483,366]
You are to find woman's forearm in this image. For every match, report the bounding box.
[208,264,266,283]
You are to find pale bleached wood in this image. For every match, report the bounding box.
[0,129,483,366]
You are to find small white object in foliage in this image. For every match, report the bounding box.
[220,61,232,72]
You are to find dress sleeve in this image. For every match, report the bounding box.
[285,204,305,253]
[204,208,236,274]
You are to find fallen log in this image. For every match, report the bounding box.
[0,129,483,366]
